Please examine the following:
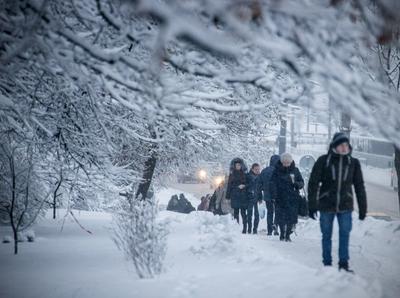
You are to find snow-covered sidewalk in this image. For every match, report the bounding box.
[0,189,399,298]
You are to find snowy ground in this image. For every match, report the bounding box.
[0,189,399,298]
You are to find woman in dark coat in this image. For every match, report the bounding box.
[271,153,304,241]
[226,158,249,233]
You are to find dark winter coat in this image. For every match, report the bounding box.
[246,171,259,204]
[308,147,367,215]
[257,155,280,201]
[270,161,304,225]
[226,158,249,209]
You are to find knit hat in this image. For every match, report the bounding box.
[280,152,293,163]
[330,132,349,149]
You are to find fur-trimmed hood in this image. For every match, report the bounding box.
[229,157,248,173]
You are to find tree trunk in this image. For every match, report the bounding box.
[290,110,296,148]
[279,117,287,154]
[13,228,18,255]
[53,197,56,219]
[340,112,351,140]
[395,146,400,214]
[328,96,333,143]
[135,151,157,201]
[10,154,18,254]
[53,175,62,219]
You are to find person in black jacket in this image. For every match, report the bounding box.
[308,132,367,272]
[226,158,249,234]
[246,163,261,234]
[257,155,281,235]
[271,153,304,242]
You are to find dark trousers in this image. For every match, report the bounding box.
[247,202,259,233]
[320,211,352,265]
[265,200,275,234]
[233,208,247,231]
[279,223,293,240]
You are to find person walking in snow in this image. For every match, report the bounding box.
[257,155,281,235]
[212,177,233,215]
[270,153,304,242]
[226,158,249,233]
[246,163,261,234]
[308,132,367,272]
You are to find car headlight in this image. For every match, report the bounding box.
[214,176,224,186]
[198,169,207,179]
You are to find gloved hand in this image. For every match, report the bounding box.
[309,209,318,220]
[359,212,366,221]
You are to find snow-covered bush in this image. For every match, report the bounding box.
[2,236,12,244]
[16,232,27,243]
[25,230,35,243]
[112,197,168,278]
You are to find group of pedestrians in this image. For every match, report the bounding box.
[226,153,304,242]
[225,132,368,272]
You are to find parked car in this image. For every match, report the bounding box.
[177,168,208,184]
[177,162,225,186]
[177,171,198,184]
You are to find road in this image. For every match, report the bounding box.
[168,180,400,220]
[364,181,399,219]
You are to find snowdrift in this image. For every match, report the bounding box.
[0,188,399,298]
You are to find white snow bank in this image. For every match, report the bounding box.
[159,210,395,298]
[0,188,399,298]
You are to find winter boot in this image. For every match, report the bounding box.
[279,225,285,241]
[247,222,252,234]
[273,225,279,236]
[285,233,291,242]
[338,261,354,273]
[242,223,247,234]
[253,229,258,234]
[285,225,292,242]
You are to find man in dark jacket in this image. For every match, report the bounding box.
[246,163,261,234]
[308,132,367,272]
[271,153,304,241]
[257,155,280,235]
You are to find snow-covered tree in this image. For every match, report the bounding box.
[2,0,400,260]
[367,30,400,212]
[0,133,50,254]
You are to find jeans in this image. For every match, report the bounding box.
[265,200,275,233]
[319,211,352,265]
[247,202,259,232]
